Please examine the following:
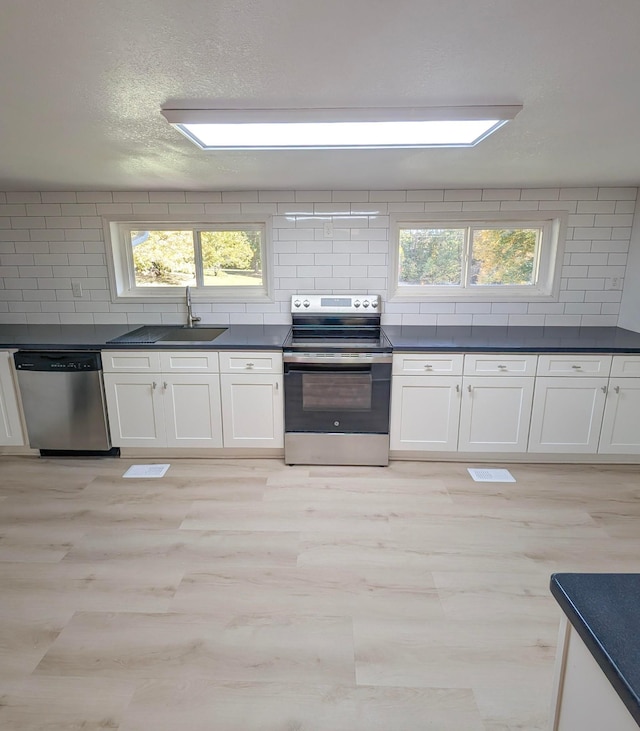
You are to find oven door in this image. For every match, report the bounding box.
[284,361,391,434]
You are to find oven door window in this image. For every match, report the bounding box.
[302,373,372,411]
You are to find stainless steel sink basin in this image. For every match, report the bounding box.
[107,325,227,344]
[156,327,227,343]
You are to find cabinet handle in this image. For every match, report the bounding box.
[424,363,433,370]
[614,385,620,394]
[498,364,507,370]
[601,385,607,394]
[246,362,255,369]
[163,381,168,390]
[571,364,582,370]
[467,384,472,393]
[275,381,279,391]
[152,381,157,390]
[455,384,460,393]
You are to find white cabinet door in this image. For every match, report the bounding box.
[163,375,222,448]
[598,378,640,454]
[459,376,534,452]
[389,376,461,451]
[528,377,607,453]
[0,351,25,446]
[220,374,284,448]
[103,373,165,447]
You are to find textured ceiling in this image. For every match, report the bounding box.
[1,0,639,191]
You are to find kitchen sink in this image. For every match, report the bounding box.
[156,327,227,343]
[107,325,227,344]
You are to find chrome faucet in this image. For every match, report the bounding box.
[185,286,201,328]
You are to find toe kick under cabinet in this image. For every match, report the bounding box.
[390,352,640,460]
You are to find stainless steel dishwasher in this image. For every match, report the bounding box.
[14,351,114,454]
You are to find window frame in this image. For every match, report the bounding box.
[388,211,567,302]
[104,215,273,303]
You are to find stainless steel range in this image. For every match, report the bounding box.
[283,294,392,466]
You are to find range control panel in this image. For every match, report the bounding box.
[291,294,381,314]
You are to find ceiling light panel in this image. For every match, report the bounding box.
[161,106,521,150]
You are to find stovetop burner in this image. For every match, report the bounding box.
[283,293,391,357]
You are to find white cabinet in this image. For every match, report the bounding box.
[391,350,640,460]
[219,351,284,448]
[598,355,640,454]
[458,354,537,452]
[0,350,25,446]
[103,350,222,448]
[390,354,463,451]
[528,355,612,453]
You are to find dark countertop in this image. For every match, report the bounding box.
[384,325,640,352]
[0,324,292,351]
[1,323,640,353]
[550,573,640,726]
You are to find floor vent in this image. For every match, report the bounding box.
[467,468,515,482]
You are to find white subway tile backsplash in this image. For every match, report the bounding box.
[482,189,521,200]
[615,200,636,214]
[473,314,509,325]
[132,203,169,215]
[0,186,637,327]
[7,192,41,204]
[560,188,598,200]
[462,201,501,211]
[77,192,114,203]
[12,216,46,229]
[577,201,616,214]
[521,188,560,200]
[113,192,149,203]
[444,189,482,201]
[186,192,222,203]
[598,188,637,200]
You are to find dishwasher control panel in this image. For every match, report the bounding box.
[14,351,102,372]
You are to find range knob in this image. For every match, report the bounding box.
[303,299,310,308]
[363,300,370,308]
[371,300,378,308]
[293,299,301,308]
[354,300,361,308]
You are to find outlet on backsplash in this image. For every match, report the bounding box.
[607,277,623,290]
[71,281,83,297]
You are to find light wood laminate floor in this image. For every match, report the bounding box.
[0,456,639,730]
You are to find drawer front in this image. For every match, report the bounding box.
[392,353,464,376]
[159,351,219,373]
[536,354,612,377]
[463,353,537,376]
[610,355,640,378]
[102,350,161,373]
[219,350,283,374]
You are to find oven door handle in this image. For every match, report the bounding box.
[285,364,373,374]
[283,352,392,365]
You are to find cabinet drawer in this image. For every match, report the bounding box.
[536,354,612,377]
[610,355,640,378]
[159,351,219,373]
[464,353,537,376]
[219,351,282,374]
[392,353,464,376]
[102,350,161,373]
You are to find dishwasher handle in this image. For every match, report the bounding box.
[14,351,103,372]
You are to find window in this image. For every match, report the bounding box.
[105,218,271,302]
[389,212,566,301]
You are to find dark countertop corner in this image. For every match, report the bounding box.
[550,572,640,725]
